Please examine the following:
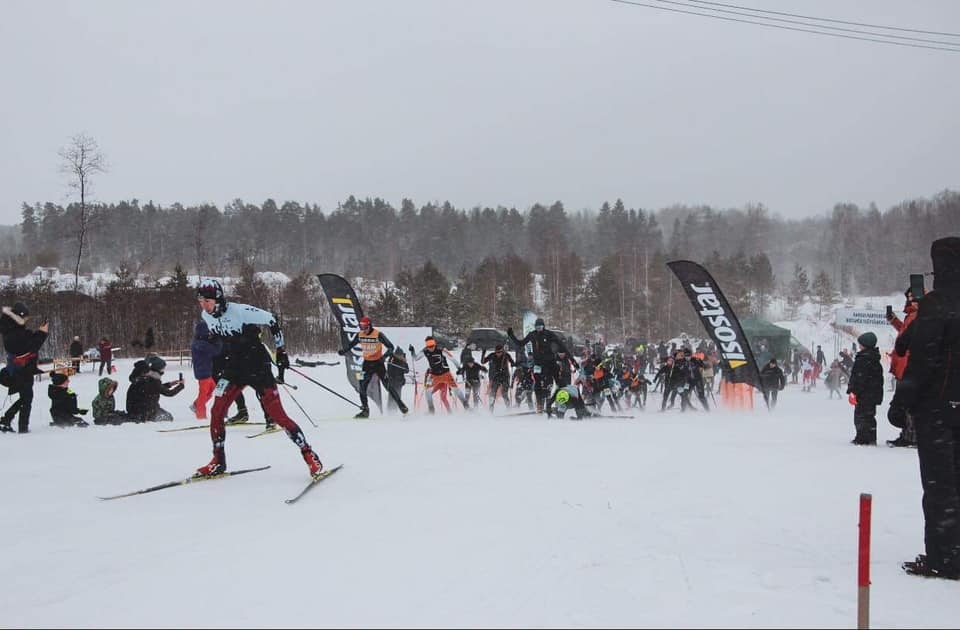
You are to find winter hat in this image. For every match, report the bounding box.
[51,372,68,386]
[857,332,878,349]
[930,236,960,286]
[12,302,28,318]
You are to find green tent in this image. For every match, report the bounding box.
[740,317,793,365]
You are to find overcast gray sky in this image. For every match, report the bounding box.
[1,0,958,225]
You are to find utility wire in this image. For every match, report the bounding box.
[684,0,960,38]
[606,0,960,53]
[653,0,960,47]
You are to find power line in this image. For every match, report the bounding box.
[606,0,960,53]
[653,0,960,47]
[684,0,960,38]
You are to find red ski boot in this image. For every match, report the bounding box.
[302,448,323,477]
[195,449,226,477]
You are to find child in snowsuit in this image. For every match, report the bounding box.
[48,372,89,427]
[92,377,132,425]
[846,332,884,445]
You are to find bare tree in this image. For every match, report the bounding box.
[59,133,107,292]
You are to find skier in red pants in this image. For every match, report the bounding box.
[194,279,323,478]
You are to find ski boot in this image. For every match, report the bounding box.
[354,407,370,419]
[264,419,278,432]
[226,410,249,425]
[902,554,959,580]
[0,417,13,433]
[195,449,226,477]
[302,448,323,477]
[398,403,409,415]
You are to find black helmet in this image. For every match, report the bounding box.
[148,356,166,373]
[196,278,226,314]
[534,317,545,329]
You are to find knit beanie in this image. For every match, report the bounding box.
[857,332,877,349]
[51,372,68,386]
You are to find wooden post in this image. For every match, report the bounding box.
[858,493,872,630]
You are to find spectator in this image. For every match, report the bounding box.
[0,301,48,433]
[815,345,826,368]
[824,359,845,400]
[190,321,220,421]
[759,358,786,409]
[69,335,83,373]
[126,356,184,422]
[92,377,131,425]
[890,236,960,580]
[97,337,113,376]
[885,288,920,448]
[48,372,89,427]
[846,332,884,445]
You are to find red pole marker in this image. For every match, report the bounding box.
[858,493,872,630]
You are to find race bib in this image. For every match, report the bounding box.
[214,378,230,397]
[533,365,542,374]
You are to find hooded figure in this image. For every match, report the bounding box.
[1,302,48,433]
[892,236,960,580]
[92,377,131,425]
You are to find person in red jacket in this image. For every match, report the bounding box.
[886,287,920,447]
[97,337,113,376]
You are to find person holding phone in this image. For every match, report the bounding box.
[891,237,960,579]
[885,286,921,447]
[125,356,185,423]
[0,302,48,433]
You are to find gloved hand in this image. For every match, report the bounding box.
[276,348,290,370]
[848,393,858,406]
[408,344,416,355]
[887,403,907,429]
[506,327,514,337]
[337,348,346,356]
[77,408,89,415]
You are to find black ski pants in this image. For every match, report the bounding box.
[915,405,960,573]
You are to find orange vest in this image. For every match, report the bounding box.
[359,330,384,361]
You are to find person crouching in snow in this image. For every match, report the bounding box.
[92,377,131,425]
[48,372,89,427]
[546,385,591,420]
[126,356,185,423]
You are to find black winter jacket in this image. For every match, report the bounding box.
[847,347,884,406]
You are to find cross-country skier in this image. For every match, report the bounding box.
[506,317,572,413]
[194,279,323,478]
[338,316,409,418]
[409,336,468,413]
[482,344,514,412]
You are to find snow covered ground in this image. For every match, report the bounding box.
[1,352,957,629]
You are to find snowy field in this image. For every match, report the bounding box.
[1,353,957,629]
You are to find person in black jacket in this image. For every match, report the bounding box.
[482,344,515,412]
[48,372,89,427]
[759,358,786,410]
[386,347,409,414]
[125,356,185,422]
[890,236,960,580]
[69,336,83,373]
[457,355,487,407]
[1,302,48,433]
[846,331,884,445]
[506,317,575,413]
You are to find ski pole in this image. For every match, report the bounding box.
[287,365,363,409]
[280,382,317,428]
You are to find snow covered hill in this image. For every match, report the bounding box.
[1,350,957,629]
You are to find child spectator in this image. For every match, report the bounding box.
[126,356,185,423]
[92,377,131,425]
[846,332,884,445]
[97,337,113,376]
[824,359,845,399]
[190,321,220,420]
[48,372,89,427]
